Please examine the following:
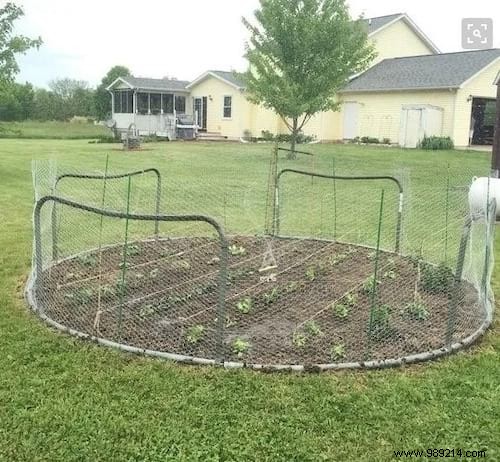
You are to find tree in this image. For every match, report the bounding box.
[49,78,95,119]
[0,82,34,120]
[94,65,131,121]
[242,0,375,157]
[0,3,42,86]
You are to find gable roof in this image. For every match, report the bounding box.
[341,49,500,93]
[364,13,440,54]
[365,13,404,35]
[107,76,190,92]
[187,70,246,90]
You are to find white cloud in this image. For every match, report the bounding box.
[11,0,500,88]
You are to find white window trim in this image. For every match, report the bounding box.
[223,95,233,120]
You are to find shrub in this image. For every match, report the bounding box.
[330,343,346,361]
[275,132,316,144]
[382,138,391,145]
[419,136,454,150]
[261,130,275,141]
[360,136,379,144]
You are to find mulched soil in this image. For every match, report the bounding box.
[35,236,484,366]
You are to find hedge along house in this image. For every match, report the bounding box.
[106,76,192,139]
[339,49,500,148]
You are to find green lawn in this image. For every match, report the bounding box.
[0,139,498,461]
[0,120,110,139]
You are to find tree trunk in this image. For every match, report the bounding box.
[288,117,298,160]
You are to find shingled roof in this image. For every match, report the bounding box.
[364,13,404,35]
[118,76,190,92]
[341,49,500,93]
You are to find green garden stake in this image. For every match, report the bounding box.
[444,163,450,263]
[118,176,132,340]
[332,158,337,240]
[367,189,385,357]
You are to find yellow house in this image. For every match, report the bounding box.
[109,13,499,148]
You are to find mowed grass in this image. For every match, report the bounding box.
[0,120,110,139]
[0,139,499,461]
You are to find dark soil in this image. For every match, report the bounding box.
[36,236,484,366]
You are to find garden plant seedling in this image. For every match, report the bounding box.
[363,275,381,296]
[406,301,430,320]
[125,244,140,256]
[369,304,392,340]
[292,331,307,348]
[262,287,280,304]
[305,266,316,282]
[330,343,346,360]
[232,338,250,357]
[420,262,453,294]
[186,325,205,344]
[77,254,97,267]
[139,304,156,319]
[228,244,246,256]
[236,297,252,314]
[65,288,94,304]
[100,284,116,301]
[332,302,350,319]
[149,268,159,279]
[304,320,322,337]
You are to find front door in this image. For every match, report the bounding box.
[194,97,208,131]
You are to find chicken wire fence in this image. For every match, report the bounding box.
[26,148,496,371]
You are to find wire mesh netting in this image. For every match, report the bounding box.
[27,147,496,370]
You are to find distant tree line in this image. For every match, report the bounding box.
[0,66,131,122]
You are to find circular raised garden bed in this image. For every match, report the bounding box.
[27,236,487,371]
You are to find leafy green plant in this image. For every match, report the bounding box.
[125,244,140,256]
[77,254,96,267]
[343,293,356,307]
[332,303,350,319]
[186,325,205,344]
[362,276,381,296]
[330,343,346,361]
[139,304,156,318]
[228,245,246,256]
[418,136,454,150]
[383,269,397,280]
[420,263,453,294]
[100,284,116,300]
[115,279,128,294]
[118,261,131,270]
[292,331,307,348]
[406,301,430,321]
[369,304,392,340]
[285,281,299,293]
[64,287,94,304]
[360,136,380,144]
[262,287,280,305]
[232,338,250,357]
[236,297,252,314]
[304,320,322,337]
[305,266,316,282]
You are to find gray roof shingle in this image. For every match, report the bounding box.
[208,70,246,88]
[364,13,404,35]
[342,49,500,92]
[122,76,190,92]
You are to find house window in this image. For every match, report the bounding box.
[113,90,133,114]
[175,95,186,113]
[137,92,149,114]
[223,96,232,118]
[150,93,161,114]
[162,94,174,114]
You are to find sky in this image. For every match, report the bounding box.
[9,0,500,88]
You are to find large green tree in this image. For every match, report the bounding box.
[94,65,131,121]
[242,0,375,157]
[0,2,42,85]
